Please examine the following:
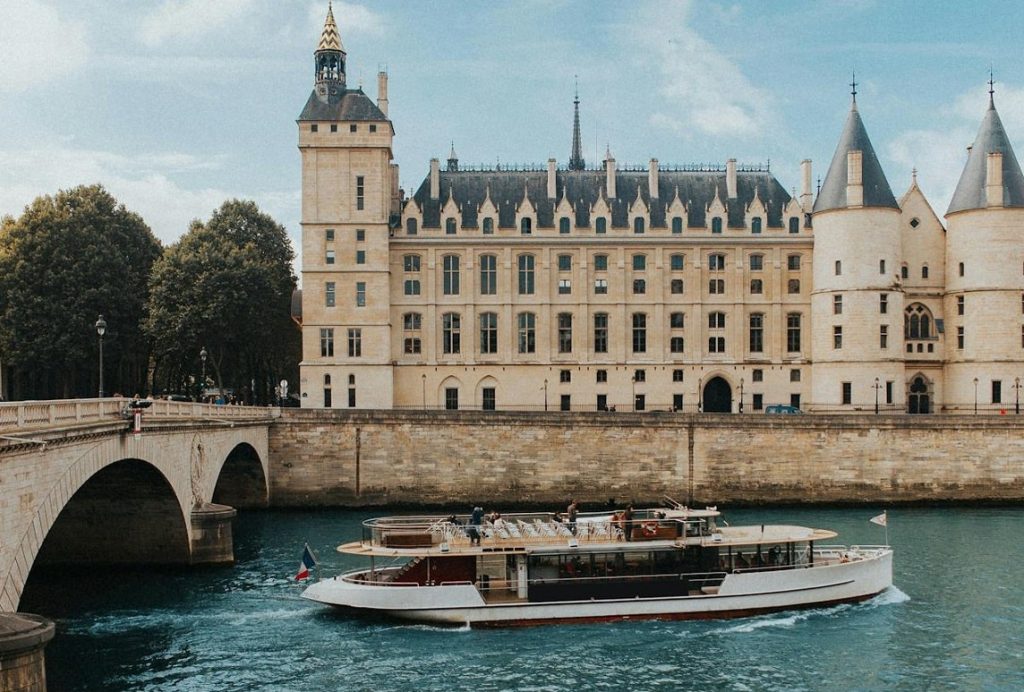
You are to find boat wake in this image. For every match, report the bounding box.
[707,587,910,636]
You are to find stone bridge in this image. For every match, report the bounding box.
[0,398,274,612]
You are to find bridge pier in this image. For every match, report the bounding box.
[189,503,238,566]
[0,613,55,692]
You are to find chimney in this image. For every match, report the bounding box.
[726,159,737,199]
[429,158,440,200]
[649,159,659,199]
[800,159,813,211]
[547,159,557,199]
[986,152,1004,207]
[377,71,389,117]
[605,154,616,199]
[846,150,863,207]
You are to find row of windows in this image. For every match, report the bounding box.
[399,253,803,297]
[319,328,362,357]
[406,215,802,236]
[309,123,378,134]
[402,252,802,273]
[397,311,804,356]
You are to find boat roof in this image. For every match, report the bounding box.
[337,508,838,558]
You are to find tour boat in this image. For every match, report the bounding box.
[301,501,893,627]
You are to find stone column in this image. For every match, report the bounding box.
[0,613,55,692]
[189,503,237,566]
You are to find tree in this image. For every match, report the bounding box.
[145,200,299,403]
[0,185,161,399]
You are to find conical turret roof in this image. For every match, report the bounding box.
[813,102,898,213]
[946,96,1024,215]
[318,3,344,52]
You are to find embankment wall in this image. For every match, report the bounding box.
[268,410,1024,506]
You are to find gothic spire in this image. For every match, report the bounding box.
[568,78,585,171]
[315,2,346,88]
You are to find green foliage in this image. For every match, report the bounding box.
[145,200,299,403]
[0,185,161,398]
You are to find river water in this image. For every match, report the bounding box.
[20,506,1024,691]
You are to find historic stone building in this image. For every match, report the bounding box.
[295,7,1024,414]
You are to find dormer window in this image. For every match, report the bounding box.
[751,218,762,234]
[711,217,723,234]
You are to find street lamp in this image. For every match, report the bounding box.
[200,346,208,401]
[873,377,881,415]
[421,373,426,410]
[543,379,548,411]
[95,315,107,398]
[738,378,744,414]
[1014,377,1021,415]
[697,376,703,413]
[973,377,979,414]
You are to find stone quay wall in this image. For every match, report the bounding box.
[268,410,1024,507]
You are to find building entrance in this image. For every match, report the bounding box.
[702,377,732,413]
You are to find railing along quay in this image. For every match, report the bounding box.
[0,398,276,435]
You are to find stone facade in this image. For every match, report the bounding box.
[298,8,1024,416]
[268,410,1024,507]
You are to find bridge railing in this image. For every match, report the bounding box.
[0,398,275,434]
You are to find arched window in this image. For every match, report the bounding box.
[403,312,422,354]
[835,260,842,275]
[634,217,645,234]
[595,217,607,234]
[711,217,723,234]
[479,254,497,295]
[406,218,418,235]
[521,217,532,235]
[672,217,683,234]
[751,218,762,234]
[922,265,929,279]
[559,217,571,234]
[445,218,457,235]
[904,303,934,339]
[708,312,726,329]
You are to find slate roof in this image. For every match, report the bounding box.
[813,103,898,213]
[947,98,1024,215]
[410,168,791,230]
[298,87,388,122]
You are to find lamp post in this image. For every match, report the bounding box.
[738,378,744,414]
[543,379,548,411]
[697,376,703,413]
[873,377,881,415]
[95,315,107,398]
[421,373,427,410]
[1015,377,1021,415]
[973,377,979,414]
[200,346,208,401]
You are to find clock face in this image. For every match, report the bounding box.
[317,85,327,96]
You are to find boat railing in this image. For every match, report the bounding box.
[359,510,698,549]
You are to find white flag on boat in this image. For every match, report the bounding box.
[869,512,887,527]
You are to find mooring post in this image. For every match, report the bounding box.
[0,612,55,692]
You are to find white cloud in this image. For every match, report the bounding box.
[140,0,253,47]
[307,1,385,39]
[0,0,89,91]
[888,82,1024,214]
[629,0,774,139]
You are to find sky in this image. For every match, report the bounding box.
[3,0,1024,276]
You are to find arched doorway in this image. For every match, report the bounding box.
[908,375,931,414]
[702,377,732,413]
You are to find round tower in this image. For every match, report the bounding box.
[811,91,904,411]
[943,85,1024,413]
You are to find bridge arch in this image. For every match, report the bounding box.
[211,442,269,509]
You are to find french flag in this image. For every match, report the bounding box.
[296,543,318,581]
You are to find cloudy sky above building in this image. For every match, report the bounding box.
[2,0,1023,270]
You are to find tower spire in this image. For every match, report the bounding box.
[850,71,858,105]
[568,77,585,171]
[988,67,995,107]
[315,2,346,88]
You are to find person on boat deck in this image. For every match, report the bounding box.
[446,514,461,526]
[623,504,635,542]
[493,513,507,529]
[469,506,484,545]
[551,511,563,523]
[567,499,579,535]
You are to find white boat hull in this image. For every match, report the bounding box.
[302,549,893,627]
